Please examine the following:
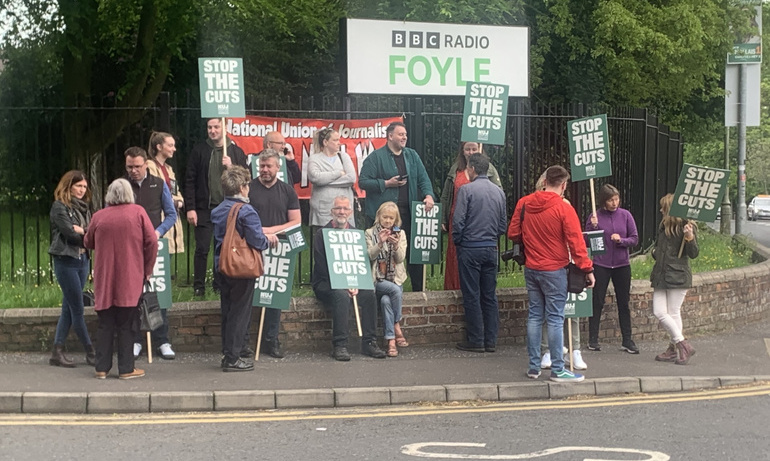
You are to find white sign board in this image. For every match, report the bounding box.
[725,64,761,127]
[344,18,529,96]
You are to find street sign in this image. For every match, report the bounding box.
[461,82,509,145]
[409,202,442,265]
[198,58,245,118]
[322,228,373,290]
[669,164,731,222]
[568,114,612,182]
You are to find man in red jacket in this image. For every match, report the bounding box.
[508,165,595,383]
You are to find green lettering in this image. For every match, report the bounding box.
[474,58,491,82]
[408,56,431,86]
[455,57,466,87]
[431,56,452,86]
[389,55,406,85]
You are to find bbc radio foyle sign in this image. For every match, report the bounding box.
[344,18,529,96]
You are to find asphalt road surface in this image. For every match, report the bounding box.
[1,384,768,461]
[712,217,770,248]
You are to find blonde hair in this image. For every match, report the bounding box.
[54,170,91,205]
[314,127,338,153]
[659,193,690,237]
[375,201,401,227]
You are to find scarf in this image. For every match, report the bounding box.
[69,197,90,228]
[372,223,396,282]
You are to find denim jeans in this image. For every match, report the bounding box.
[376,280,403,339]
[53,254,93,348]
[457,246,499,347]
[525,267,568,372]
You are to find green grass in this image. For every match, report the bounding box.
[0,215,757,308]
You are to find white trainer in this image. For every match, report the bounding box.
[571,350,588,370]
[133,342,142,359]
[541,351,552,369]
[158,343,176,360]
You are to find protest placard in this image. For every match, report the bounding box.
[568,114,612,182]
[669,164,731,223]
[565,288,593,318]
[146,238,172,310]
[461,82,509,145]
[198,58,245,118]
[583,230,606,257]
[322,228,373,290]
[252,225,307,310]
[410,202,442,265]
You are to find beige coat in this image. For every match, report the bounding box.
[147,159,185,253]
[365,227,408,286]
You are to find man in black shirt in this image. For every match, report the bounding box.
[247,149,301,358]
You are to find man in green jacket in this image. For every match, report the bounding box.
[359,122,436,291]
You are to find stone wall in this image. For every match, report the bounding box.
[3,249,769,353]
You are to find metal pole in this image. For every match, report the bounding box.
[720,127,732,235]
[736,64,747,234]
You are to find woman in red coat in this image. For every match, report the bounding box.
[84,178,158,380]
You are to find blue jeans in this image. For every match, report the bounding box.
[525,267,568,372]
[53,254,92,348]
[376,280,403,339]
[457,246,499,347]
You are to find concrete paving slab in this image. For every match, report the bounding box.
[150,392,213,412]
[334,387,390,407]
[389,385,446,404]
[0,392,22,413]
[640,376,682,393]
[548,381,596,399]
[88,392,150,413]
[593,377,641,395]
[498,382,549,400]
[719,376,756,387]
[214,390,275,411]
[23,392,87,414]
[445,384,499,402]
[275,389,334,409]
[681,377,720,391]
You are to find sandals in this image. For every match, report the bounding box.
[394,323,409,347]
[387,339,398,357]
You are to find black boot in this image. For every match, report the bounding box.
[49,345,75,368]
[85,345,97,366]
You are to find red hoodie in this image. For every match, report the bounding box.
[507,191,593,272]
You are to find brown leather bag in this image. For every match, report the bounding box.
[219,202,264,279]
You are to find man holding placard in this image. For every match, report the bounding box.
[184,118,248,297]
[247,149,301,358]
[452,154,507,353]
[312,196,386,361]
[359,122,436,291]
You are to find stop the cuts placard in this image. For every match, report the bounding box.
[669,164,730,223]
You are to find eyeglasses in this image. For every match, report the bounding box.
[126,164,145,170]
[332,206,351,211]
[268,140,286,146]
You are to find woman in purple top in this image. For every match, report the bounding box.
[585,184,639,354]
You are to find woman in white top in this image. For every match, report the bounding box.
[307,128,357,228]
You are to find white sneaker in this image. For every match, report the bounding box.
[541,351,552,369]
[571,350,588,370]
[133,342,142,359]
[158,343,176,360]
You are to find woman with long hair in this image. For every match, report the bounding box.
[147,131,184,254]
[440,142,502,290]
[650,193,698,365]
[48,170,96,368]
[307,128,357,231]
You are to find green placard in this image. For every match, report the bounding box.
[323,228,374,290]
[460,82,509,145]
[568,114,612,182]
[669,164,731,222]
[252,225,307,310]
[146,238,172,310]
[250,154,290,184]
[409,202,442,265]
[565,288,592,318]
[584,230,606,257]
[198,58,245,118]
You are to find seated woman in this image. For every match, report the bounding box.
[365,201,408,357]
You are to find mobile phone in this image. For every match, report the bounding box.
[398,174,408,181]
[391,226,401,234]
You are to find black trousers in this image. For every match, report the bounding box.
[193,208,222,292]
[220,275,256,363]
[366,213,424,292]
[589,265,633,342]
[95,306,139,375]
[313,280,377,347]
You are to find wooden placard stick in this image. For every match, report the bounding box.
[352,295,363,337]
[567,320,573,372]
[146,331,153,364]
[255,307,266,361]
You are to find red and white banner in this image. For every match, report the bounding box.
[227,116,402,199]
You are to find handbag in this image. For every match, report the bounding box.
[139,281,163,331]
[219,202,265,279]
[566,262,587,294]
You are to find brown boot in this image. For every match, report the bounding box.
[655,343,677,362]
[85,345,97,367]
[675,339,696,365]
[49,345,75,368]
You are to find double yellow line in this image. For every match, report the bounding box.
[1,383,768,427]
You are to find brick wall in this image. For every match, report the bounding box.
[3,254,769,353]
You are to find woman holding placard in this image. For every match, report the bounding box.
[649,193,698,365]
[440,142,502,290]
[585,184,639,354]
[365,202,409,357]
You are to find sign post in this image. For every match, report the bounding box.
[461,82,509,145]
[323,228,373,336]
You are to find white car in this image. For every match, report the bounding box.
[748,195,770,221]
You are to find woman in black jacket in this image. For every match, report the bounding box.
[48,170,96,368]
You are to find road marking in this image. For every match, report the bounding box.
[401,442,669,460]
[0,383,768,427]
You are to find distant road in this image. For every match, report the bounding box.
[710,218,770,248]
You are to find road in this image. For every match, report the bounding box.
[1,384,768,460]
[711,217,770,247]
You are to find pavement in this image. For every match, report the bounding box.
[1,319,769,414]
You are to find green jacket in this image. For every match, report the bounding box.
[649,224,699,289]
[440,160,502,227]
[359,145,436,220]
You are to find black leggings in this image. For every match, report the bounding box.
[589,265,632,342]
